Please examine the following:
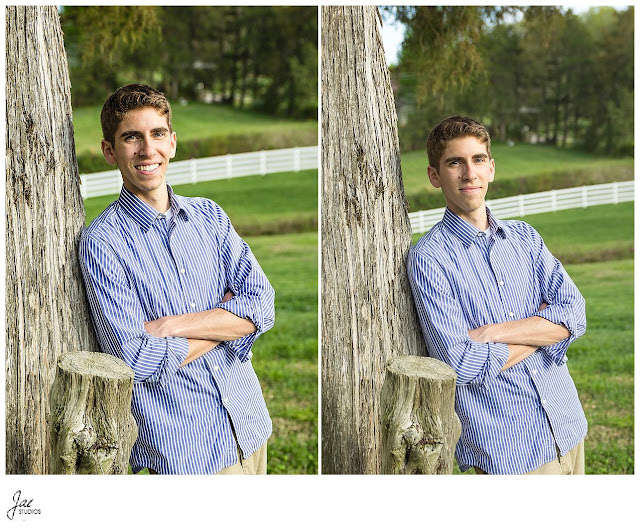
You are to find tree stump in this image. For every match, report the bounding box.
[49,351,137,474]
[380,356,461,474]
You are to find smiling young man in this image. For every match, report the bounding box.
[79,84,275,474]
[407,116,588,474]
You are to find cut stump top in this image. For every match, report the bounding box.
[387,355,456,381]
[57,351,134,380]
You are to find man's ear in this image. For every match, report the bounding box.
[101,139,117,166]
[169,131,177,159]
[427,165,441,189]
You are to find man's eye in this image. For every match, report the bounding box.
[154,131,166,138]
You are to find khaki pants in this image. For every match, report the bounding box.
[475,439,585,475]
[216,442,267,475]
[147,442,267,475]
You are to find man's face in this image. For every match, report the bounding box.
[427,135,495,223]
[101,106,176,201]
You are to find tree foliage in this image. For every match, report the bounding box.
[60,6,318,119]
[388,6,633,156]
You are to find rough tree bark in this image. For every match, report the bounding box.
[49,351,137,475]
[5,5,100,474]
[380,356,461,474]
[321,6,427,474]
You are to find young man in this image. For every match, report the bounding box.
[79,84,275,474]
[407,116,587,474]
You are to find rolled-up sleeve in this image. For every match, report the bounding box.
[213,206,275,362]
[79,232,189,384]
[407,248,509,387]
[529,227,586,365]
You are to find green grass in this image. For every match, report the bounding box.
[401,142,633,199]
[84,169,318,236]
[245,232,318,474]
[73,102,318,157]
[514,202,634,264]
[565,259,634,474]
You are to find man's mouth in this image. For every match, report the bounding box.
[460,186,481,192]
[135,163,160,172]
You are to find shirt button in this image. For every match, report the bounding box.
[223,398,229,404]
[498,280,504,286]
[532,370,538,375]
[508,311,514,317]
[213,365,219,371]
[542,399,547,405]
[180,268,185,274]
[563,356,568,362]
[190,302,196,308]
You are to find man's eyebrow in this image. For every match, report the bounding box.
[444,154,488,163]
[119,127,169,138]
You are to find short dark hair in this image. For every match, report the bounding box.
[100,84,172,146]
[427,116,492,172]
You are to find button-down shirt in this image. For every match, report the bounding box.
[79,185,275,474]
[407,207,587,474]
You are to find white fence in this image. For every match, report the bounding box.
[80,145,318,199]
[409,180,634,235]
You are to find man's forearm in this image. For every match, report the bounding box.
[180,338,221,367]
[470,315,570,347]
[147,307,257,342]
[502,344,538,371]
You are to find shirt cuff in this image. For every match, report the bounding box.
[146,336,189,385]
[533,304,574,336]
[215,296,264,332]
[465,341,509,387]
[224,333,256,363]
[539,338,571,366]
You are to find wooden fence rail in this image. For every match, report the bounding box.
[409,180,634,235]
[79,145,318,199]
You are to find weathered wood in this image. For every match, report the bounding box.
[380,356,461,474]
[49,351,137,474]
[321,6,427,474]
[5,6,100,474]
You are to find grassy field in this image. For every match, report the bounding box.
[401,142,633,199]
[73,102,318,157]
[442,203,634,474]
[246,232,318,474]
[84,169,318,236]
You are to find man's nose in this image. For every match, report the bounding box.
[138,135,156,158]
[462,161,477,181]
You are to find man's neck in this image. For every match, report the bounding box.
[449,205,489,231]
[125,184,170,213]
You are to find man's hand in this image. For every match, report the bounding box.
[145,290,235,338]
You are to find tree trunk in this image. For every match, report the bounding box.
[380,356,461,474]
[321,6,427,474]
[5,5,100,474]
[49,351,137,474]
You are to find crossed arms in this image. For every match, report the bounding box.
[468,302,570,371]
[144,290,257,367]
[406,229,586,387]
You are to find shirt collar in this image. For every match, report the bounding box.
[442,207,507,248]
[117,184,189,233]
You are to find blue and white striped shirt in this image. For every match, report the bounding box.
[407,207,587,474]
[79,185,275,474]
